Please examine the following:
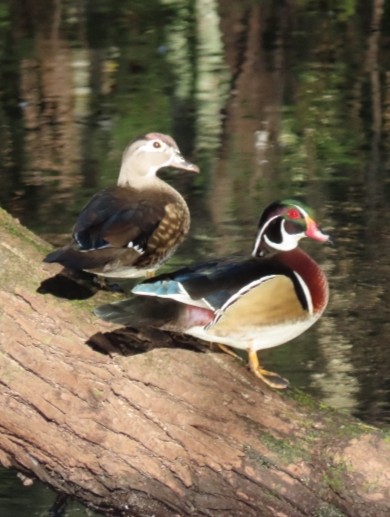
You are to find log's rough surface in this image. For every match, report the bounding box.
[0,207,389,517]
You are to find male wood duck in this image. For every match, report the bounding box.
[95,200,330,389]
[43,132,199,278]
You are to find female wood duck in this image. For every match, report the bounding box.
[95,200,330,389]
[43,132,199,278]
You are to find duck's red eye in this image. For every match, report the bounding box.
[287,208,301,220]
[153,141,161,148]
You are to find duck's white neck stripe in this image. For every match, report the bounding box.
[252,215,279,257]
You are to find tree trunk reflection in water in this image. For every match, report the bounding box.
[206,2,292,256]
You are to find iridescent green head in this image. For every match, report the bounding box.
[252,199,329,257]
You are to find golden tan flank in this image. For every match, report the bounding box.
[212,276,307,335]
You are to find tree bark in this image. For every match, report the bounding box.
[0,207,389,517]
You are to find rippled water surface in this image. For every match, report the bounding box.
[1,0,390,515]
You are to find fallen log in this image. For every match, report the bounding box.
[0,207,389,517]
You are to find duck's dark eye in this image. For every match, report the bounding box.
[287,208,301,220]
[153,141,161,148]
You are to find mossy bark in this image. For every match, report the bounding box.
[0,207,389,517]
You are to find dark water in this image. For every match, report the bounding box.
[1,0,390,515]
[0,468,93,517]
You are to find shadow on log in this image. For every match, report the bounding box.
[0,207,389,517]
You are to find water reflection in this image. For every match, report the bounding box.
[0,0,390,515]
[0,468,101,517]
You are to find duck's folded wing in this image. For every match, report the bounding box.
[132,258,309,314]
[74,188,165,252]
